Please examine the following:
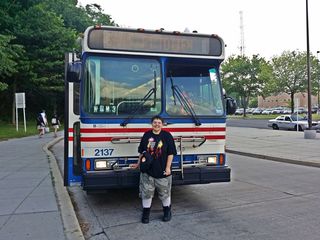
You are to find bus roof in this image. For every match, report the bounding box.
[82,26,225,60]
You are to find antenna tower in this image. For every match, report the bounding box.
[239,11,245,56]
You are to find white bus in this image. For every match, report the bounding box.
[64,26,236,191]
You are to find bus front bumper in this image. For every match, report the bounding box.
[82,166,230,190]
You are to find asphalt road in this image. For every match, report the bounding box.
[226,118,269,129]
[52,141,320,240]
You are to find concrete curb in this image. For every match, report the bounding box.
[43,137,85,240]
[226,149,320,168]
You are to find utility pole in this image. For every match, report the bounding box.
[317,50,320,114]
[305,0,312,129]
[239,11,245,56]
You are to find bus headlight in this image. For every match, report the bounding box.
[207,156,217,164]
[95,160,107,169]
[94,159,118,170]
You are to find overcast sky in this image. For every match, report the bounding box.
[78,0,320,60]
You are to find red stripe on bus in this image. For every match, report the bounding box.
[80,137,113,142]
[205,135,225,140]
[77,135,225,142]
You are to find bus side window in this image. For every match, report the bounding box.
[73,82,80,115]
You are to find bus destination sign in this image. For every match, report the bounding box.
[88,29,222,56]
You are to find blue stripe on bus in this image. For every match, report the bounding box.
[67,157,82,184]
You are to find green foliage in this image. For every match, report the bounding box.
[271,50,319,112]
[85,4,116,26]
[13,4,77,88]
[0,120,39,140]
[0,0,116,121]
[0,34,24,91]
[249,97,258,108]
[221,55,273,115]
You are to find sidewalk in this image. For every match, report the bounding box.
[0,132,83,240]
[226,127,320,167]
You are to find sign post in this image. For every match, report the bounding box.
[15,92,26,132]
[295,98,299,132]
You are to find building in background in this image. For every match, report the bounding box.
[258,92,317,108]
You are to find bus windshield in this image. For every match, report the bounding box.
[166,66,224,116]
[83,56,161,116]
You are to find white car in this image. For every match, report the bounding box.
[268,115,319,131]
[262,109,273,115]
[235,108,244,115]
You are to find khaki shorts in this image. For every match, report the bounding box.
[139,173,172,201]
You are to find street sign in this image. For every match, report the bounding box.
[15,92,26,108]
[15,92,26,132]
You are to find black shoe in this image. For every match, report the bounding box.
[162,205,171,222]
[141,208,151,224]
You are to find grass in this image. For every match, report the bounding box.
[0,120,39,140]
[0,120,63,141]
[228,113,320,121]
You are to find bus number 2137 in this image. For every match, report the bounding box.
[94,148,114,157]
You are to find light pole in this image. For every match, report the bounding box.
[317,50,320,114]
[305,0,312,129]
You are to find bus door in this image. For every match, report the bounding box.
[64,52,82,186]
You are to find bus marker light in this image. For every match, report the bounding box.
[219,154,225,165]
[85,159,91,171]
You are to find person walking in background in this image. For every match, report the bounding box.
[40,110,48,127]
[51,113,60,138]
[132,115,177,224]
[36,112,45,137]
[40,110,49,134]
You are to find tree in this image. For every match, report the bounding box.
[0,0,117,122]
[271,51,319,113]
[41,0,116,32]
[221,55,273,116]
[85,4,116,26]
[0,34,24,91]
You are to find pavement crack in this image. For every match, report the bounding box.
[87,231,108,240]
[0,210,59,217]
[234,178,299,196]
[0,172,51,231]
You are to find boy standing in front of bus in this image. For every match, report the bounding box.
[135,115,177,224]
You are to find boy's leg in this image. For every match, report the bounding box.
[155,176,172,222]
[139,173,155,224]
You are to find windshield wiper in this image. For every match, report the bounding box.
[120,87,156,127]
[120,72,157,127]
[170,76,201,126]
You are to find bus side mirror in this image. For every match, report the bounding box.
[67,62,81,82]
[226,97,237,115]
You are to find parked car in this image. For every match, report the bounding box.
[282,108,291,114]
[311,106,318,114]
[252,108,263,115]
[268,115,319,131]
[294,107,307,114]
[271,107,283,114]
[262,109,273,115]
[246,108,254,114]
[235,108,244,115]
